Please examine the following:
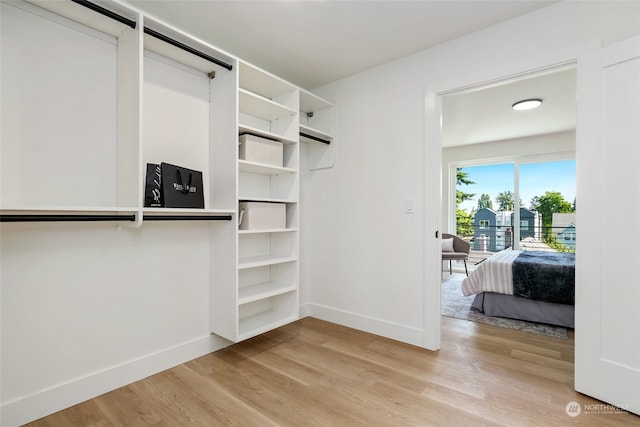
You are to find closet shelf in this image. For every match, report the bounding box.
[238,228,297,234]
[0,213,136,223]
[238,125,297,144]
[238,197,297,204]
[238,313,298,342]
[0,207,235,222]
[143,26,232,71]
[0,205,138,214]
[299,124,333,144]
[239,89,297,121]
[238,282,297,305]
[238,255,297,270]
[239,61,297,101]
[239,160,296,175]
[143,207,234,215]
[300,89,334,114]
[28,0,136,37]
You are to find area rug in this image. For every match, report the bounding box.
[441,275,568,339]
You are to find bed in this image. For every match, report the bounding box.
[461,250,575,328]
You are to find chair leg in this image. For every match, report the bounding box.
[449,260,452,274]
[464,260,468,276]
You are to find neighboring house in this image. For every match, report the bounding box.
[473,208,496,251]
[473,208,513,251]
[553,213,576,249]
[474,207,541,251]
[512,207,541,241]
[556,223,576,249]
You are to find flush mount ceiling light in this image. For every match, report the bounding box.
[512,98,543,111]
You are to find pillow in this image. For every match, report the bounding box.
[442,238,455,252]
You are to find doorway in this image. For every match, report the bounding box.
[423,58,581,351]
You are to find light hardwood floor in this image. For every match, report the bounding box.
[28,316,639,426]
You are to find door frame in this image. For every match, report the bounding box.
[422,40,599,351]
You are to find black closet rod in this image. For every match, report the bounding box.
[0,214,136,223]
[300,132,331,145]
[143,27,233,71]
[70,0,233,71]
[71,0,137,29]
[143,215,232,221]
[0,214,232,223]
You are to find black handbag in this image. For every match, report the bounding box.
[160,163,205,208]
[143,163,163,207]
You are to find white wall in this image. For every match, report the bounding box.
[303,1,640,344]
[0,222,231,426]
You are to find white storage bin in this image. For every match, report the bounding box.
[239,202,286,230]
[239,134,283,167]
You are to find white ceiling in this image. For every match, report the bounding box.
[126,0,557,89]
[442,67,577,147]
[126,0,574,146]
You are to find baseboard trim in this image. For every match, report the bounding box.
[1,334,231,427]
[306,303,425,347]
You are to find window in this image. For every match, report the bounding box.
[520,160,575,251]
[454,158,575,252]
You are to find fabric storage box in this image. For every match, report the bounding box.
[239,134,283,167]
[238,202,286,230]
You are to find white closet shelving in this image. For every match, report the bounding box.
[1,0,334,344]
[212,61,301,342]
[0,0,140,220]
[300,89,336,170]
[141,15,236,220]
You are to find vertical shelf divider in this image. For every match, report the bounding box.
[118,12,144,227]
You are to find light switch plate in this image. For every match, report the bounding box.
[405,199,415,214]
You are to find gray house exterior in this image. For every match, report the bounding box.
[512,207,541,241]
[473,208,513,251]
[556,223,576,249]
[473,208,497,251]
[474,207,541,251]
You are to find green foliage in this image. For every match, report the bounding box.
[530,191,574,239]
[456,169,474,186]
[456,169,475,205]
[544,234,575,253]
[456,169,476,236]
[456,208,474,237]
[495,191,515,211]
[478,193,493,210]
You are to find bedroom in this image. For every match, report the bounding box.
[440,67,577,331]
[1,0,640,425]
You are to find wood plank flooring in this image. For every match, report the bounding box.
[27,316,640,426]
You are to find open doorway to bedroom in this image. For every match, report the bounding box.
[439,66,577,339]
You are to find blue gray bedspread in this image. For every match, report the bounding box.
[512,251,575,305]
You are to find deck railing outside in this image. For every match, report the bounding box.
[445,224,575,275]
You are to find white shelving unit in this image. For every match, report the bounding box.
[300,89,336,170]
[211,61,301,342]
[142,15,237,219]
[2,0,334,345]
[0,0,140,220]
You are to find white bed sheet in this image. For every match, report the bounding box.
[461,250,521,296]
